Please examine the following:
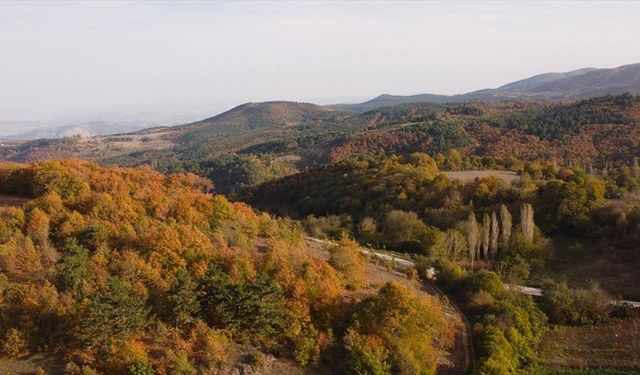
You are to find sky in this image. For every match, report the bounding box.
[1,1,640,125]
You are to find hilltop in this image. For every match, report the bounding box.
[1,94,639,194]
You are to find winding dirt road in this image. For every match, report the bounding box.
[304,236,473,374]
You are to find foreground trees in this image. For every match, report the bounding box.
[0,160,452,374]
[345,282,452,375]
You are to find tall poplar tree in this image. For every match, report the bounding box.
[499,204,512,253]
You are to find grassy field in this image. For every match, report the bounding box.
[441,170,520,184]
[534,236,640,301]
[540,318,640,370]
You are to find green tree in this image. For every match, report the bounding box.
[344,329,391,375]
[382,210,430,252]
[200,270,287,339]
[166,269,200,326]
[57,238,90,295]
[329,237,366,290]
[348,282,449,375]
[129,361,155,375]
[74,277,148,348]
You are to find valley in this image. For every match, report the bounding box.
[1,78,640,375]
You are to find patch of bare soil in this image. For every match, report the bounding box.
[74,130,176,160]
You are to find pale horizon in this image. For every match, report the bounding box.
[1,1,640,126]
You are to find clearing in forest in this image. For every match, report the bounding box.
[441,170,520,184]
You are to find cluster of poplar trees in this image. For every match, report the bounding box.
[466,203,535,269]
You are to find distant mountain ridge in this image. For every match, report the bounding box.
[335,63,640,112]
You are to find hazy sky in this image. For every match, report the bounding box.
[1,1,640,122]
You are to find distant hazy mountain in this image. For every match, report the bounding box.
[336,63,640,111]
[4,121,149,140]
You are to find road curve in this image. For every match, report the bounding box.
[505,284,640,307]
[305,236,474,373]
[306,236,640,308]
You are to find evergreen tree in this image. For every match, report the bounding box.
[200,270,287,339]
[167,269,200,326]
[74,277,148,348]
[57,238,90,295]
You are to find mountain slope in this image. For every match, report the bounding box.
[331,93,452,112]
[336,63,640,111]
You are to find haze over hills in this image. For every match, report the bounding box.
[0,108,219,140]
[2,64,640,187]
[3,121,150,140]
[335,63,640,112]
[3,63,639,140]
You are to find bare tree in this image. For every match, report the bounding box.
[633,157,640,179]
[499,204,512,253]
[490,211,499,258]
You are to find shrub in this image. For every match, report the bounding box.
[329,237,366,290]
[169,351,196,375]
[294,327,321,367]
[540,280,578,324]
[540,280,613,326]
[1,328,28,358]
[344,329,391,375]
[129,361,154,375]
[469,270,504,297]
[190,321,228,368]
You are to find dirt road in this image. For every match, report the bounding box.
[304,236,473,374]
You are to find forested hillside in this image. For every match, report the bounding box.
[0,161,454,374]
[245,151,640,373]
[1,95,640,373]
[1,94,639,195]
